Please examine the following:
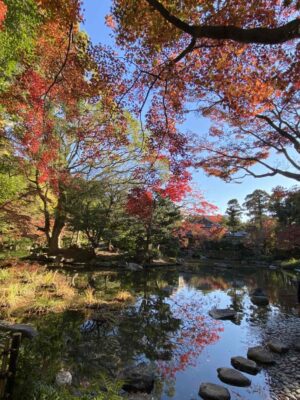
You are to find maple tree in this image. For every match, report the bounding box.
[176,215,226,250]
[109,1,300,182]
[195,88,300,181]
[0,0,48,93]
[1,0,197,253]
[0,0,136,251]
[126,187,182,260]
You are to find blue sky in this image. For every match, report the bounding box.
[82,0,297,214]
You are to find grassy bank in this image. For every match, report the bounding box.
[0,262,134,318]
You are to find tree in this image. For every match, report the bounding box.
[269,186,300,226]
[269,186,300,252]
[285,187,300,225]
[110,1,299,120]
[196,88,300,182]
[243,190,270,229]
[121,0,300,45]
[0,0,41,93]
[109,1,300,183]
[243,189,270,254]
[225,199,242,232]
[269,186,289,226]
[67,179,128,252]
[0,0,136,252]
[125,188,181,261]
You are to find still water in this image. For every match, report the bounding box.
[16,266,300,400]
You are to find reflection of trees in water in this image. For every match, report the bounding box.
[118,294,181,363]
[158,293,224,379]
[117,271,224,383]
[184,267,298,311]
[117,270,182,363]
[264,270,298,311]
[187,275,230,291]
[13,267,299,399]
[15,311,84,399]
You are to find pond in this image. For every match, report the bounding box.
[13,266,300,400]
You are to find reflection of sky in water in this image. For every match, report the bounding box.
[148,277,269,400]
[113,268,298,399]
[156,278,273,400]
[21,267,299,400]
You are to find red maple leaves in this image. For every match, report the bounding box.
[0,0,7,28]
[126,188,154,221]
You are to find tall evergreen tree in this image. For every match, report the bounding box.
[243,190,269,229]
[225,199,242,232]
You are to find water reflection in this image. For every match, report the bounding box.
[14,266,300,400]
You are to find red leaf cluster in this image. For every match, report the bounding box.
[0,0,7,28]
[126,187,154,221]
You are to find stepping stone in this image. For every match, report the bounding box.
[217,368,251,387]
[267,339,289,354]
[247,346,275,365]
[250,296,269,306]
[231,356,261,375]
[199,382,230,400]
[209,309,237,320]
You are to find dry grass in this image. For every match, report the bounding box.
[114,290,134,303]
[0,262,134,317]
[0,263,76,316]
[83,287,97,305]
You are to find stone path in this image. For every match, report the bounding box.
[231,356,261,375]
[217,368,251,387]
[209,308,237,320]
[199,310,300,400]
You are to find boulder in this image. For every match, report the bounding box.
[267,339,289,354]
[120,362,155,393]
[55,370,72,386]
[231,356,261,375]
[199,383,230,400]
[250,288,267,297]
[0,322,38,339]
[217,368,251,387]
[126,263,143,272]
[247,346,275,365]
[209,309,237,320]
[250,296,269,306]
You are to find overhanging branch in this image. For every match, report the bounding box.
[145,0,300,44]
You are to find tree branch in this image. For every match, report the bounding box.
[145,0,300,44]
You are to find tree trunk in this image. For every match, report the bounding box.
[48,188,66,254]
[145,226,152,263]
[48,219,65,253]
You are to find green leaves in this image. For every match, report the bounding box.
[0,0,41,93]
